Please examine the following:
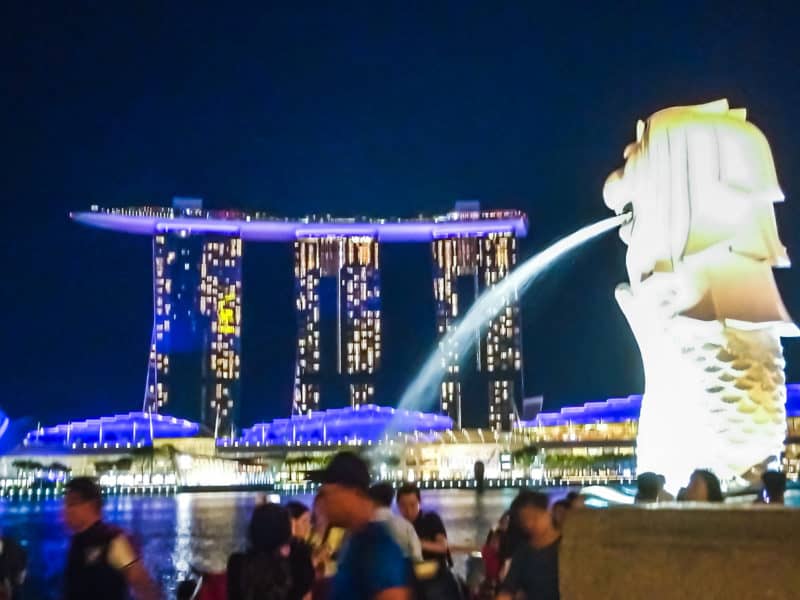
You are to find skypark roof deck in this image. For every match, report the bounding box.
[70,206,528,241]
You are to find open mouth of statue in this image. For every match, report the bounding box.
[617,202,634,243]
[620,202,633,217]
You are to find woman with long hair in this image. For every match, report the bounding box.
[227,503,314,600]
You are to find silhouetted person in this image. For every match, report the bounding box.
[683,469,724,502]
[227,502,314,600]
[474,461,485,493]
[285,499,320,600]
[497,491,560,600]
[62,477,158,600]
[635,472,661,503]
[757,471,787,505]
[656,474,674,501]
[498,506,526,582]
[0,529,26,599]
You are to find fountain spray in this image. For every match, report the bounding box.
[395,212,632,422]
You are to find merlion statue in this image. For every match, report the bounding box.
[603,99,797,490]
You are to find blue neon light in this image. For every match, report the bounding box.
[235,404,452,446]
[520,384,800,428]
[23,412,200,448]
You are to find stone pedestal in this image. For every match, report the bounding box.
[560,505,800,599]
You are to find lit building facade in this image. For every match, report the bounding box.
[340,236,381,406]
[516,387,800,484]
[6,385,799,490]
[292,235,380,414]
[199,235,242,436]
[518,395,640,482]
[432,209,523,431]
[144,199,242,437]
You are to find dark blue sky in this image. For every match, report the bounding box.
[3,2,800,427]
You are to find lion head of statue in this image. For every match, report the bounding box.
[603,99,794,330]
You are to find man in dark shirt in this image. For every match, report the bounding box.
[396,483,450,567]
[310,452,412,600]
[62,477,158,600]
[497,490,561,600]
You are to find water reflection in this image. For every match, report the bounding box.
[173,492,192,583]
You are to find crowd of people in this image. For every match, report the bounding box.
[0,454,791,599]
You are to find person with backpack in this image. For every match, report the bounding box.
[227,502,315,600]
[62,477,159,600]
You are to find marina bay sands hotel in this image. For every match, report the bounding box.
[72,199,528,435]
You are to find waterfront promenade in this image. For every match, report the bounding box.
[3,486,798,598]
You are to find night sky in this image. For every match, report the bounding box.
[4,3,800,428]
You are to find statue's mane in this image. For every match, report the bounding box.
[630,98,787,267]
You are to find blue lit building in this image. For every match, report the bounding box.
[516,385,800,482]
[22,413,201,449]
[520,385,800,429]
[521,395,643,428]
[235,404,452,447]
[0,409,32,455]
